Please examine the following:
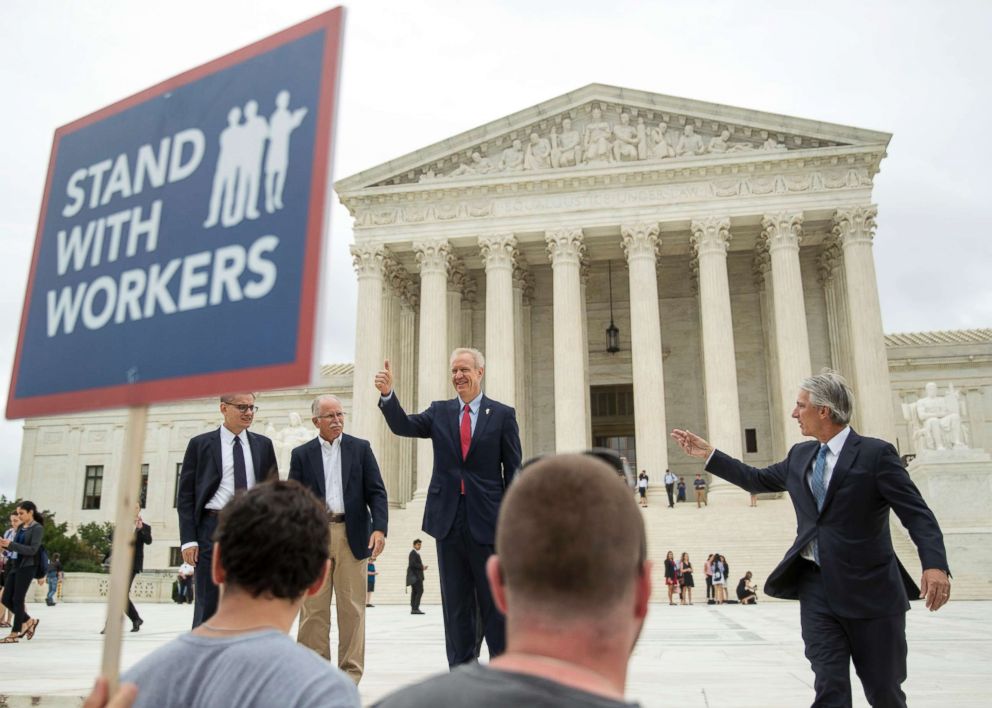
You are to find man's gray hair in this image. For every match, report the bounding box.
[311,394,342,417]
[450,347,485,369]
[799,370,854,425]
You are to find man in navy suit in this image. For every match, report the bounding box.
[177,392,278,628]
[672,371,951,708]
[376,347,521,668]
[289,394,388,684]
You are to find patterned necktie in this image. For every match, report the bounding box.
[810,444,829,564]
[460,404,471,495]
[233,435,248,492]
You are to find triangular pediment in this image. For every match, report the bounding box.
[336,83,891,193]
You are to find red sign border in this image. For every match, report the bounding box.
[6,8,344,419]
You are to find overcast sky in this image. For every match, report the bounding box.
[2,0,990,497]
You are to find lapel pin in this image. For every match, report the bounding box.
[485,408,490,415]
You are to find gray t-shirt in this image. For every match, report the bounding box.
[122,630,359,708]
[373,663,638,708]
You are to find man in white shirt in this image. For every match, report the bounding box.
[288,395,388,684]
[671,371,950,707]
[663,469,677,508]
[177,393,278,627]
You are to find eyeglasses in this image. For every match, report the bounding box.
[224,403,258,414]
[316,412,346,421]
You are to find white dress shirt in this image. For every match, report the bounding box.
[321,435,345,514]
[206,425,257,511]
[800,426,852,561]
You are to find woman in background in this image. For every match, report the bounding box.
[679,552,694,605]
[0,511,22,628]
[663,550,680,605]
[0,501,44,643]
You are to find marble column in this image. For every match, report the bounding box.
[691,217,743,466]
[446,258,465,357]
[834,206,896,440]
[579,258,592,447]
[479,234,517,406]
[546,228,588,452]
[621,223,668,477]
[513,265,533,459]
[379,254,403,506]
[413,239,451,497]
[461,275,477,351]
[397,280,418,504]
[754,246,785,459]
[818,241,854,389]
[350,244,386,458]
[762,212,812,449]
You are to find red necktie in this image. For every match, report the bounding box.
[460,404,471,494]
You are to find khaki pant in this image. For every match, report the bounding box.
[297,520,367,684]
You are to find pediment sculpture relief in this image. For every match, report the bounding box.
[419,108,792,183]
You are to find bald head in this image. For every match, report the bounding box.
[496,453,647,618]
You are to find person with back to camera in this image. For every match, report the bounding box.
[0,501,44,643]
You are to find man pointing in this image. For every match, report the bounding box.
[375,348,521,668]
[672,371,950,707]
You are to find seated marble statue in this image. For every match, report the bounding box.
[650,123,674,159]
[676,125,705,156]
[583,108,613,164]
[762,137,786,151]
[449,152,495,177]
[908,382,967,451]
[523,132,552,170]
[611,113,640,162]
[709,129,731,153]
[551,117,582,168]
[499,139,525,171]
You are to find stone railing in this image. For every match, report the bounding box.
[28,571,181,604]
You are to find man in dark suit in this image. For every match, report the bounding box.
[177,392,278,628]
[376,347,522,667]
[406,538,426,614]
[126,504,152,632]
[288,394,388,684]
[672,371,951,707]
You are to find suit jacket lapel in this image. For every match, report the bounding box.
[340,435,352,496]
[451,398,464,456]
[468,396,494,459]
[247,431,263,483]
[821,430,860,515]
[308,439,326,500]
[794,443,820,519]
[210,430,223,487]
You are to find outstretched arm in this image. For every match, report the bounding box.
[671,429,713,459]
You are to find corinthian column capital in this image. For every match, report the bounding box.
[479,233,518,272]
[447,257,467,294]
[350,243,386,278]
[413,239,452,276]
[620,222,661,262]
[832,205,878,247]
[690,217,732,257]
[761,212,804,252]
[545,228,585,266]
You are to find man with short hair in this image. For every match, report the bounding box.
[289,394,388,684]
[376,347,521,667]
[693,473,707,507]
[663,468,677,508]
[406,539,426,615]
[121,480,359,707]
[177,393,278,627]
[672,370,951,707]
[374,453,650,707]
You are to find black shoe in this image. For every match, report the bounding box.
[366,604,374,608]
[411,610,425,614]
[131,618,143,632]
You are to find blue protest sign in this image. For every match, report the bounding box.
[7,9,343,418]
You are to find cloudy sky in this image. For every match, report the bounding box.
[1,0,990,497]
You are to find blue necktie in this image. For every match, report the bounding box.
[810,444,829,563]
[233,436,248,492]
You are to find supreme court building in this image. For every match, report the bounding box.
[14,86,992,583]
[337,83,898,501]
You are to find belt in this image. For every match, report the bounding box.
[328,513,346,523]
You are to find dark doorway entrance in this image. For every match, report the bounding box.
[591,384,636,466]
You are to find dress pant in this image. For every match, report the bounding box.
[436,496,505,668]
[410,580,424,612]
[665,483,675,507]
[297,519,367,684]
[1,567,33,633]
[798,560,907,708]
[125,570,142,623]
[192,512,220,628]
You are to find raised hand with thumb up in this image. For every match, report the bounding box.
[375,360,393,396]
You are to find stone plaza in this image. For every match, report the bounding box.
[1,600,989,707]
